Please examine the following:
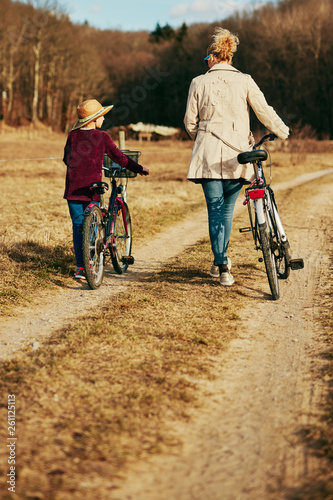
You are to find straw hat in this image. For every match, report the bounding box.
[72,99,114,130]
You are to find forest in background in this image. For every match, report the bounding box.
[0,0,332,138]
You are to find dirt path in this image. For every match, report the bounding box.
[1,169,333,499]
[1,168,332,362]
[111,171,332,500]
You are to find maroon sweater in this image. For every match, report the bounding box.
[63,129,144,201]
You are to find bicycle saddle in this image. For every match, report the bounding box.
[237,150,268,164]
[89,182,109,193]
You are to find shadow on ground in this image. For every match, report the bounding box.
[2,240,74,278]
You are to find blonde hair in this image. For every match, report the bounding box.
[207,28,239,62]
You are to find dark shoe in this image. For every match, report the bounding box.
[210,258,231,278]
[74,267,86,279]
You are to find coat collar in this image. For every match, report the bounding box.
[208,63,240,73]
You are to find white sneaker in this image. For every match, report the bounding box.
[209,258,231,278]
[220,270,235,286]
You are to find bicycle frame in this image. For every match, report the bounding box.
[242,139,285,236]
[250,157,288,243]
[103,177,130,256]
[266,188,287,243]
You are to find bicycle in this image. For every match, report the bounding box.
[81,151,140,289]
[238,133,304,300]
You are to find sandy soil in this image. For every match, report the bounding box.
[1,168,333,499]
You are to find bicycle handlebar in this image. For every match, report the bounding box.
[102,165,126,176]
[254,132,278,149]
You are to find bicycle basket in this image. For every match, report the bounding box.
[103,150,141,178]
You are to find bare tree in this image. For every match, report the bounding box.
[23,1,58,123]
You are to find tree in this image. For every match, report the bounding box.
[23,1,58,123]
[0,0,331,136]
[149,23,176,43]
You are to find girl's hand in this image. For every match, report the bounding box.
[140,167,149,176]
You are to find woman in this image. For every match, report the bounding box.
[184,28,289,286]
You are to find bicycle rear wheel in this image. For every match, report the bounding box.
[82,205,105,289]
[111,201,132,274]
[258,201,280,300]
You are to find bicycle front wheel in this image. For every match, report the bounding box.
[276,242,291,279]
[111,201,132,274]
[82,205,105,289]
[258,201,279,300]
[268,194,291,280]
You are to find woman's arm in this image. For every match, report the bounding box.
[247,76,289,140]
[184,79,200,140]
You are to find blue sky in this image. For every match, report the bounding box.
[61,0,265,32]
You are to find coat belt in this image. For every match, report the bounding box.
[198,122,245,153]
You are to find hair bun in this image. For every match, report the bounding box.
[208,28,239,62]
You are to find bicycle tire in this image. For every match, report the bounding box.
[276,245,291,279]
[258,202,280,300]
[111,201,132,274]
[268,194,291,280]
[82,205,105,289]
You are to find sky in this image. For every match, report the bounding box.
[60,0,266,32]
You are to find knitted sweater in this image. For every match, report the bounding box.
[63,129,143,201]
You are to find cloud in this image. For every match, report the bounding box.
[170,3,188,17]
[90,4,102,14]
[170,0,250,23]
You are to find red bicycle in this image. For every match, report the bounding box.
[82,151,140,289]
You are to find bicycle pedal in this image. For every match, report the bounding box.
[239,227,252,233]
[289,258,304,270]
[122,255,135,265]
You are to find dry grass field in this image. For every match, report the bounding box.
[0,131,332,499]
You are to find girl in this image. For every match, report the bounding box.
[63,99,149,279]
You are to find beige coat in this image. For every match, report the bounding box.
[184,63,289,182]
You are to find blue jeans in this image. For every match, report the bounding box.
[201,179,244,266]
[67,201,97,268]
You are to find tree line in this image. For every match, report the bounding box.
[0,0,332,138]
